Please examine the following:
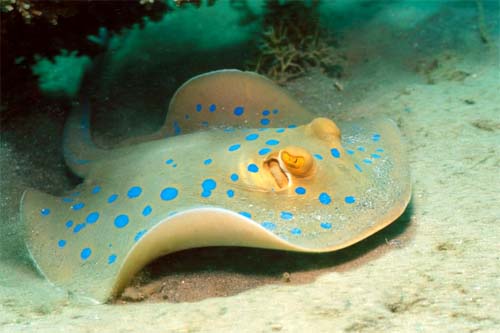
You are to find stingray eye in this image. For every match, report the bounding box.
[282,151,304,169]
[263,146,316,189]
[280,146,315,177]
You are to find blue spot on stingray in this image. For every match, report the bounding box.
[114,215,129,228]
[233,106,244,116]
[363,159,372,164]
[314,154,323,160]
[247,164,259,173]
[108,254,117,265]
[142,205,152,216]
[209,104,216,112]
[280,211,293,220]
[372,133,381,142]
[266,139,279,146]
[354,163,363,172]
[319,192,331,205]
[345,196,356,204]
[58,240,66,248]
[80,248,92,260]
[346,149,355,155]
[376,148,384,153]
[371,153,381,159]
[201,190,211,198]
[160,187,179,201]
[108,194,118,203]
[295,187,306,195]
[230,173,239,182]
[73,223,85,234]
[228,144,240,152]
[260,118,270,126]
[65,220,73,228]
[258,148,271,155]
[40,208,50,216]
[288,124,297,128]
[173,121,181,135]
[357,146,366,152]
[276,128,285,133]
[127,186,142,198]
[261,222,276,231]
[185,114,190,120]
[239,212,252,218]
[202,179,217,191]
[166,159,174,165]
[92,186,101,194]
[173,164,177,168]
[262,109,270,116]
[72,202,85,210]
[290,228,302,235]
[204,158,213,165]
[196,104,202,112]
[227,189,234,198]
[246,133,259,141]
[273,109,279,114]
[62,197,74,203]
[86,212,99,224]
[330,148,341,158]
[320,222,332,229]
[134,229,147,242]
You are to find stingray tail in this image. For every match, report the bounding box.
[63,99,106,178]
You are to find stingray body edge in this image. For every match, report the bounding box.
[20,69,411,303]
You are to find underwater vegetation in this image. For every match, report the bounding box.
[1,0,341,124]
[0,0,165,24]
[251,0,342,83]
[0,0,168,122]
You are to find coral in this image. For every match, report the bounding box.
[250,0,340,84]
[1,0,169,66]
[31,50,91,98]
[0,0,162,24]
[1,0,77,25]
[0,0,169,123]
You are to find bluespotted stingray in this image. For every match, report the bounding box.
[21,69,411,303]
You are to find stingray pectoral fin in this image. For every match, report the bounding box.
[21,188,107,303]
[110,208,306,300]
[329,117,411,250]
[161,70,314,136]
[21,194,313,303]
[20,189,71,284]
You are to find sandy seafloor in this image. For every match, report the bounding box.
[1,2,499,332]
